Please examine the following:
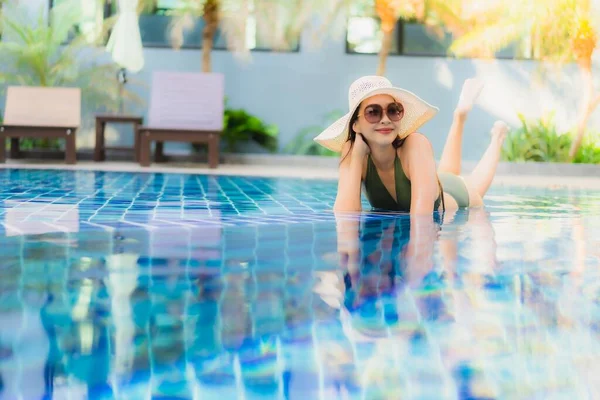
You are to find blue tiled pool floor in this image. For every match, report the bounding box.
[1,169,600,399]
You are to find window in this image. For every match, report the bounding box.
[137,0,299,51]
[135,0,224,49]
[346,13,454,58]
[346,11,533,60]
[49,0,107,44]
[48,0,300,52]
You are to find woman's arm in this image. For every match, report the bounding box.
[403,133,441,215]
[334,211,361,284]
[403,213,439,288]
[333,136,368,212]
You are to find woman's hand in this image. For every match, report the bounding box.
[352,133,370,158]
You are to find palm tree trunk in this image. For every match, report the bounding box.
[201,29,214,73]
[374,0,398,77]
[567,10,596,160]
[202,0,220,73]
[568,64,596,160]
[376,30,393,76]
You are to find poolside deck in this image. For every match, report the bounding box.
[1,156,599,189]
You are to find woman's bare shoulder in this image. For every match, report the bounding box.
[403,132,432,148]
[398,133,435,179]
[397,132,433,158]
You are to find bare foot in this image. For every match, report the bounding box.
[490,121,509,145]
[456,78,485,116]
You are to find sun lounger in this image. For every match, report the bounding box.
[138,71,224,168]
[0,86,81,164]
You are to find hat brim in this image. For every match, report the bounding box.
[313,87,439,153]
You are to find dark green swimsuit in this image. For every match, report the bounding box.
[363,153,470,212]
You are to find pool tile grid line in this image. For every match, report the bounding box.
[0,168,600,398]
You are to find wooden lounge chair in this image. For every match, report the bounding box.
[138,71,224,168]
[0,86,81,164]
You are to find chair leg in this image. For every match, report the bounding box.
[133,123,140,162]
[94,120,105,162]
[10,138,20,159]
[208,135,220,168]
[140,132,151,167]
[65,131,76,164]
[0,135,6,163]
[155,141,165,163]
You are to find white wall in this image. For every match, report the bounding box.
[115,25,599,161]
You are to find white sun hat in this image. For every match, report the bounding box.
[314,75,439,153]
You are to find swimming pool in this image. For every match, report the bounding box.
[0,168,599,399]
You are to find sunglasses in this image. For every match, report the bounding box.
[359,102,404,124]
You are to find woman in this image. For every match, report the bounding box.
[314,75,508,215]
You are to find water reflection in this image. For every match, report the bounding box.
[3,201,80,236]
[0,199,599,399]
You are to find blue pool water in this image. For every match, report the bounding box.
[0,168,599,399]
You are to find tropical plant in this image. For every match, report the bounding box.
[502,112,600,164]
[168,0,223,73]
[191,100,278,153]
[221,105,278,152]
[0,1,143,149]
[136,0,268,73]
[374,0,400,76]
[347,0,465,76]
[446,0,599,161]
[0,1,142,112]
[283,110,343,156]
[573,133,600,164]
[501,113,572,162]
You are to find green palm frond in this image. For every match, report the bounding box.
[48,0,83,44]
[0,3,142,113]
[1,13,36,43]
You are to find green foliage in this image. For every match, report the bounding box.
[283,110,343,157]
[16,138,62,151]
[0,109,60,150]
[501,113,571,162]
[572,132,600,164]
[502,112,600,164]
[222,106,279,153]
[0,2,125,106]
